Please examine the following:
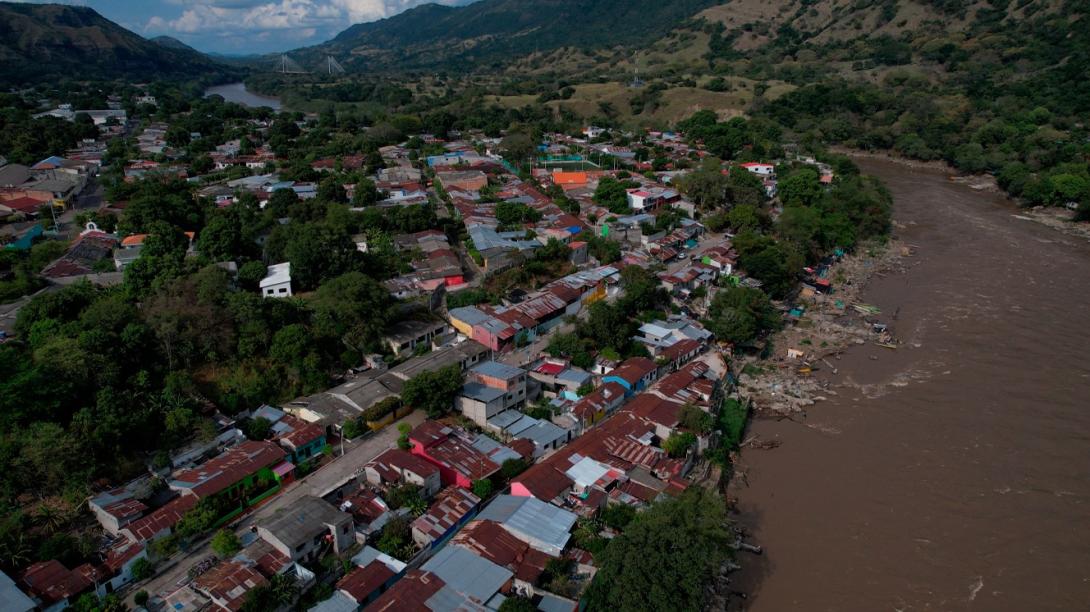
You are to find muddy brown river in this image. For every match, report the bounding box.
[732,158,1090,611]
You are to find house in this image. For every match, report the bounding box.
[420,546,512,605]
[383,319,451,358]
[260,262,292,298]
[476,495,577,557]
[625,186,678,212]
[450,520,551,595]
[567,381,627,430]
[120,494,198,545]
[192,560,268,612]
[168,440,287,502]
[337,547,406,607]
[435,170,488,192]
[40,224,118,279]
[411,487,480,549]
[18,560,97,612]
[739,162,775,176]
[484,412,571,457]
[257,496,353,564]
[363,449,442,498]
[88,487,148,536]
[338,488,397,538]
[602,357,659,396]
[456,361,529,427]
[408,422,500,488]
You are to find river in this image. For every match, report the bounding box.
[203,82,282,111]
[732,158,1090,610]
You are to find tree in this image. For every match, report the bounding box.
[580,302,634,353]
[310,271,393,355]
[678,404,713,433]
[352,178,381,206]
[677,168,730,211]
[211,529,242,558]
[663,432,696,457]
[500,131,535,164]
[401,364,464,418]
[130,557,154,581]
[317,177,347,203]
[584,488,732,612]
[284,223,359,291]
[472,478,494,499]
[593,177,635,214]
[704,286,780,345]
[778,167,823,207]
[600,503,637,530]
[500,457,530,480]
[498,596,537,612]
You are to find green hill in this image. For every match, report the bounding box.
[0,2,236,84]
[316,0,721,71]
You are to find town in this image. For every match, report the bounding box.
[0,85,888,612]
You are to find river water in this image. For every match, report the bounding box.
[203,82,282,111]
[732,158,1090,610]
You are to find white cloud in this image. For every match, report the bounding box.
[147,0,466,35]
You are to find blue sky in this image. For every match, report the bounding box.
[22,0,475,54]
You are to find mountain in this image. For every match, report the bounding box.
[0,2,235,84]
[316,0,721,71]
[150,35,198,53]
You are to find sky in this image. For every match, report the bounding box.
[21,0,476,54]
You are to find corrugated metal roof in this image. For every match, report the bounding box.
[471,361,524,380]
[422,546,511,604]
[477,495,576,555]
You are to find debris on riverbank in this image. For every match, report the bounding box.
[736,239,910,418]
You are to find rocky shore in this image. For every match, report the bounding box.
[735,236,910,419]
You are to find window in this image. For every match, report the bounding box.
[279,287,287,294]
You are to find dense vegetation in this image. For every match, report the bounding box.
[584,487,732,611]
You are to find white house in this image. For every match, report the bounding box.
[260,262,292,298]
[739,162,775,177]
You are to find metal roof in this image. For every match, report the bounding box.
[0,571,34,612]
[422,546,512,605]
[461,382,505,403]
[476,495,576,556]
[308,590,357,612]
[471,360,525,380]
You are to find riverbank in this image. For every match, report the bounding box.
[733,237,909,420]
[833,146,1090,243]
[727,157,1090,610]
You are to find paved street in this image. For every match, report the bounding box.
[137,410,425,606]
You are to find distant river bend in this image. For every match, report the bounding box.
[203,82,281,111]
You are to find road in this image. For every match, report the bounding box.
[137,410,425,606]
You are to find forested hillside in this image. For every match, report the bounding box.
[0,2,237,84]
